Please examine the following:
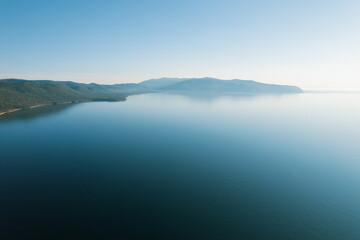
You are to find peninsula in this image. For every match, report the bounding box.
[0,78,303,116]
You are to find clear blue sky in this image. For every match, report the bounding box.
[1,0,359,88]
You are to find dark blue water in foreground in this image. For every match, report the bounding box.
[1,93,360,239]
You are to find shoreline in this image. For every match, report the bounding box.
[0,101,74,117]
[0,108,23,116]
[0,98,128,118]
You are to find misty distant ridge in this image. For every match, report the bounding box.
[0,77,302,114]
[139,77,303,93]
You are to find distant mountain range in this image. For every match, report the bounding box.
[140,77,303,93]
[0,78,302,115]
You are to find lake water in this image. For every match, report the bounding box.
[1,92,360,239]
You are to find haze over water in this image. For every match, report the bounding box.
[1,92,360,239]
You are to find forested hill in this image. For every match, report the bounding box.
[0,79,131,113]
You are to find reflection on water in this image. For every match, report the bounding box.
[0,104,76,122]
[1,93,360,239]
[0,93,301,122]
[154,91,300,102]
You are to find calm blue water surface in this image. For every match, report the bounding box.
[1,93,360,239]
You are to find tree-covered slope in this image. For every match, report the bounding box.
[0,79,127,113]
